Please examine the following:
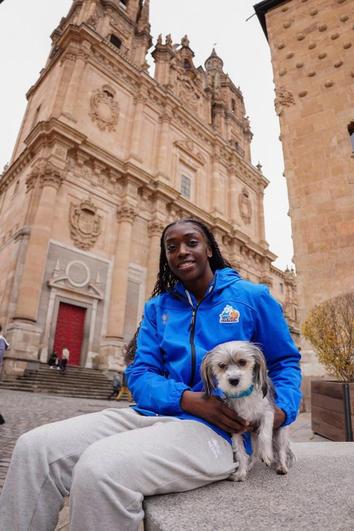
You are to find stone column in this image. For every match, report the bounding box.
[14,163,63,321]
[156,111,171,180]
[99,203,136,370]
[257,184,267,246]
[3,163,63,376]
[106,204,137,340]
[228,165,240,228]
[129,93,146,163]
[146,220,164,297]
[210,148,222,216]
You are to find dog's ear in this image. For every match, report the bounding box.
[252,346,268,397]
[200,352,216,396]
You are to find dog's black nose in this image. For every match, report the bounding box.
[229,378,239,386]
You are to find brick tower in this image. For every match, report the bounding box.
[255,0,354,381]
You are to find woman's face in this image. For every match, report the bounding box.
[163,222,214,288]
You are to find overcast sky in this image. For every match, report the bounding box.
[0,0,294,270]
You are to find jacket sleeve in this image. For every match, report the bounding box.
[125,301,190,415]
[252,286,302,426]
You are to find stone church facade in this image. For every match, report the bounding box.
[255,0,354,385]
[0,0,299,376]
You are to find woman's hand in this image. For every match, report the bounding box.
[181,391,250,434]
[273,405,286,429]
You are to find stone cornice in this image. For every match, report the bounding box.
[0,150,33,195]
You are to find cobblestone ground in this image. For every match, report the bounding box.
[0,390,128,491]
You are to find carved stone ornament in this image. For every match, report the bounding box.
[70,199,102,250]
[26,161,63,192]
[174,139,206,165]
[89,85,119,132]
[274,87,295,116]
[239,188,252,225]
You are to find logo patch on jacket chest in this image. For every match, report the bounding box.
[219,305,240,323]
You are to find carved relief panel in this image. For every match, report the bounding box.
[89,84,120,131]
[70,198,102,250]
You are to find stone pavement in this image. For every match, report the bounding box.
[0,390,326,530]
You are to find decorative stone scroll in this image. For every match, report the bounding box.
[89,85,120,132]
[274,87,295,116]
[70,198,102,250]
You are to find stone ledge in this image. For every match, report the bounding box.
[144,442,354,531]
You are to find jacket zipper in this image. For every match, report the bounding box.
[185,285,214,387]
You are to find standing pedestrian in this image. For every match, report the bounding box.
[0,324,9,425]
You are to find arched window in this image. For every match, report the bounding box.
[184,59,192,70]
[110,34,122,49]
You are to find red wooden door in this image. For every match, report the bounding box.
[53,303,86,366]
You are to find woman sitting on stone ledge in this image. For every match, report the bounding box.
[0,219,302,531]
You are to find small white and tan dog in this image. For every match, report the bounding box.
[201,340,294,481]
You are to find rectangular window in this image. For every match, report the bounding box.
[181,175,191,199]
[280,282,284,294]
[119,0,128,10]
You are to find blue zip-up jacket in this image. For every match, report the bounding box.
[126,268,302,448]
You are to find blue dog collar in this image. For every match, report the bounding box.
[223,385,254,399]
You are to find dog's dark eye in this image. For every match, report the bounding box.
[218,362,226,369]
[238,359,247,367]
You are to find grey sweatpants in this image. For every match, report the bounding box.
[0,407,234,531]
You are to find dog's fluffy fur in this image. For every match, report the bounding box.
[201,341,295,481]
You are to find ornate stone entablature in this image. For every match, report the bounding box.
[239,188,252,224]
[70,198,102,250]
[89,84,120,131]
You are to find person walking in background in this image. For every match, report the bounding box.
[0,324,9,424]
[107,372,121,400]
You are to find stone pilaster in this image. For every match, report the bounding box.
[211,148,223,216]
[156,111,171,180]
[14,162,63,321]
[228,165,240,228]
[61,43,90,122]
[146,219,164,297]
[99,203,137,371]
[106,204,137,340]
[3,162,63,376]
[129,92,146,163]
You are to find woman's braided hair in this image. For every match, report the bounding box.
[124,219,232,364]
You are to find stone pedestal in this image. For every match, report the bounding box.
[99,340,126,372]
[2,321,42,376]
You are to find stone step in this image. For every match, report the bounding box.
[0,384,114,400]
[0,365,119,400]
